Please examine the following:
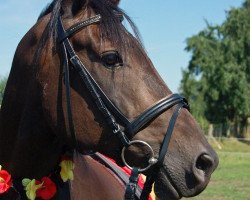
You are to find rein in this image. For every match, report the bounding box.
[57,13,189,200]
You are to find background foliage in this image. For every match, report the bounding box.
[0,76,7,105]
[180,0,250,137]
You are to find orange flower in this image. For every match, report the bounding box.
[0,165,12,194]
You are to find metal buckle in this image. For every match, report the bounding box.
[70,55,79,63]
[113,124,121,134]
[121,140,158,172]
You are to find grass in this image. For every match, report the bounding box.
[209,137,250,153]
[189,138,250,200]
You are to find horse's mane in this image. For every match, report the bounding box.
[38,0,57,20]
[37,0,142,54]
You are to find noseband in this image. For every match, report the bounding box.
[57,14,189,200]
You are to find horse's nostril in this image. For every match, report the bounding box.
[193,153,215,184]
[196,154,214,173]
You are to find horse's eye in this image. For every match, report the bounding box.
[100,51,123,69]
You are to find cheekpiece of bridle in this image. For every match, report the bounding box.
[57,12,189,200]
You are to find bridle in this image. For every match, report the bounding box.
[58,13,189,200]
[57,13,189,200]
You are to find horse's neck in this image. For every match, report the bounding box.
[0,106,15,168]
[70,154,125,200]
[0,109,4,165]
[8,94,62,178]
[0,15,51,169]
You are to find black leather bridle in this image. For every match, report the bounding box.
[57,13,189,200]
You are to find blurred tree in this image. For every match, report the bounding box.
[0,76,7,105]
[180,0,250,137]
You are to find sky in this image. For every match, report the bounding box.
[0,0,244,92]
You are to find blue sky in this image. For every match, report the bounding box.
[0,0,244,92]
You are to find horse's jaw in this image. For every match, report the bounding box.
[154,168,181,200]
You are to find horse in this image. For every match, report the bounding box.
[0,0,219,199]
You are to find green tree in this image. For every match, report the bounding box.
[180,0,250,137]
[0,76,7,105]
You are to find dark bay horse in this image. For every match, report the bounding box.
[0,0,218,199]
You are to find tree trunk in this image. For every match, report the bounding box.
[208,124,214,137]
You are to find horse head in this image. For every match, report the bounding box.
[0,0,218,199]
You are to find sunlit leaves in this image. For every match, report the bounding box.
[180,0,250,136]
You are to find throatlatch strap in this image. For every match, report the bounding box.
[125,168,139,200]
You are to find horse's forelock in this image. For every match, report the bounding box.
[36,0,143,60]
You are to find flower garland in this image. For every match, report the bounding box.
[0,165,12,194]
[0,157,74,200]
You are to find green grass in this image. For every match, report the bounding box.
[208,137,250,153]
[189,138,250,200]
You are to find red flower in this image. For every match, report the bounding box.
[36,177,57,200]
[0,169,12,194]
